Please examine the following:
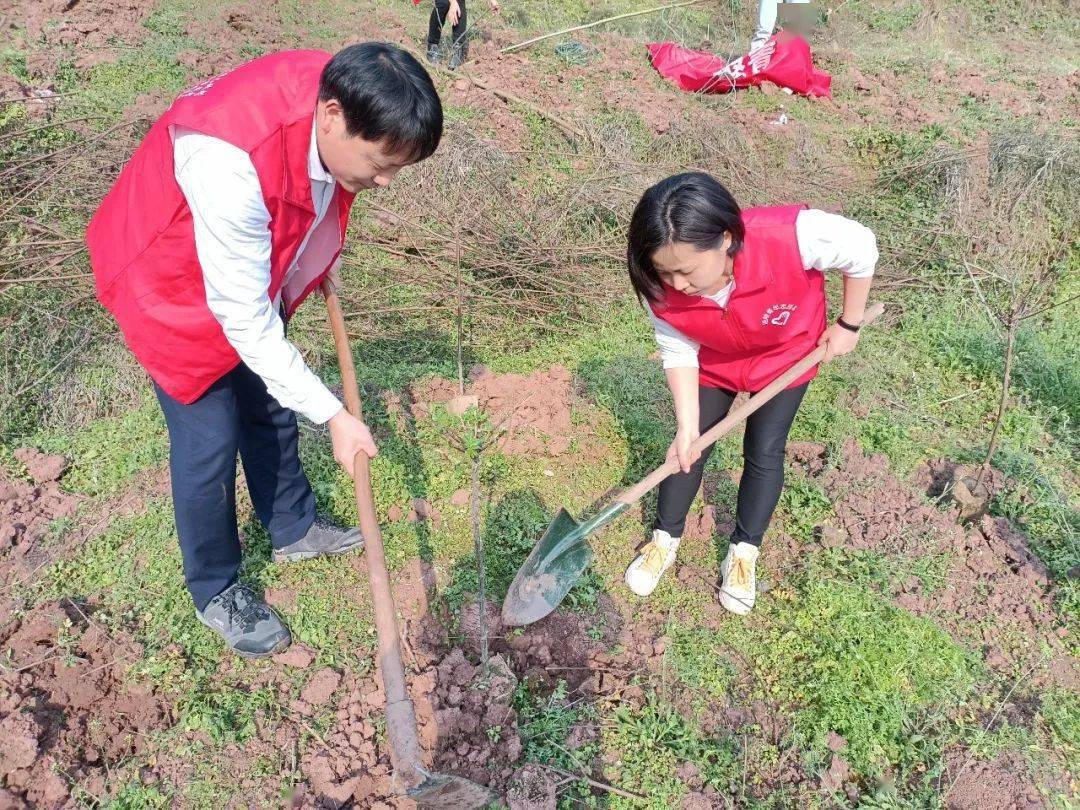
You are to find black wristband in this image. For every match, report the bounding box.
[836,316,862,333]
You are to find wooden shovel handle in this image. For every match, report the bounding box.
[322,281,424,791]
[617,301,885,507]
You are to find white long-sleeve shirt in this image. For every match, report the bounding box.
[171,120,343,424]
[646,209,878,369]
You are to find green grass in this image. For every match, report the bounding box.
[3,0,1078,805]
[809,547,952,596]
[515,680,600,806]
[700,577,980,790]
[603,696,740,807]
[25,399,168,495]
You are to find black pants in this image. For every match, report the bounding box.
[655,382,808,546]
[428,0,467,46]
[154,363,317,610]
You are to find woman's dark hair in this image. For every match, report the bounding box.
[626,172,744,304]
[319,43,443,163]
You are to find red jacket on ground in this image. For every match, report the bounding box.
[647,34,832,98]
[651,204,826,392]
[86,50,355,404]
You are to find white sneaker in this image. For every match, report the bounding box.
[625,530,680,596]
[719,541,759,615]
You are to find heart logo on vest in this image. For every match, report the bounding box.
[762,303,797,326]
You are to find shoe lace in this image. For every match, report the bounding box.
[730,557,752,591]
[224,585,269,633]
[640,542,669,576]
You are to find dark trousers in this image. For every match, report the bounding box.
[655,382,808,546]
[154,363,317,610]
[428,0,467,46]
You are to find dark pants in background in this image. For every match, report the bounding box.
[154,363,317,611]
[428,0,467,46]
[654,382,808,546]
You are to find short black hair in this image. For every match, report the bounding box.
[319,42,443,163]
[626,172,745,304]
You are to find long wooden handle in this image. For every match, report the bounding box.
[618,301,885,506]
[322,281,424,791]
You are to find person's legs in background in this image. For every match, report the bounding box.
[750,0,812,52]
[428,0,468,65]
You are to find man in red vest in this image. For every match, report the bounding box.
[86,44,443,658]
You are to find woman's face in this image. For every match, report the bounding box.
[652,234,733,296]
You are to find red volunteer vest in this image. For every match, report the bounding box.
[85,50,355,404]
[651,204,826,392]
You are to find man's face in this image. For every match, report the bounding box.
[315,99,411,193]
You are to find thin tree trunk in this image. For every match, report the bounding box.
[470,452,488,669]
[454,215,465,396]
[975,316,1017,491]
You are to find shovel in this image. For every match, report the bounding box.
[323,282,494,809]
[502,302,885,626]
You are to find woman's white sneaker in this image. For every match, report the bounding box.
[625,530,680,596]
[719,541,759,615]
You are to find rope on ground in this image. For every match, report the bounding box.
[500,0,709,54]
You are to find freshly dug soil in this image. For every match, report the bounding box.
[0,452,78,591]
[817,439,1075,688]
[0,600,168,807]
[411,365,579,458]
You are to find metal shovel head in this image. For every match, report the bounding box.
[501,508,593,626]
[408,770,494,808]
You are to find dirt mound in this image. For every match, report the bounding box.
[0,600,168,806]
[914,457,1009,503]
[458,596,620,694]
[943,749,1045,810]
[178,1,298,79]
[12,446,67,483]
[297,673,398,808]
[0,453,78,589]
[819,439,1074,687]
[297,648,522,806]
[411,365,579,457]
[294,584,622,806]
[5,0,151,75]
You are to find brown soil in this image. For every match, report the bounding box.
[942,748,1045,810]
[0,461,170,628]
[0,599,169,807]
[0,452,78,591]
[411,365,583,458]
[2,0,152,76]
[178,1,305,79]
[455,32,696,145]
[815,439,1075,689]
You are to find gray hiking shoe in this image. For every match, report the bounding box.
[447,40,469,69]
[196,583,291,659]
[271,517,363,564]
[426,43,441,64]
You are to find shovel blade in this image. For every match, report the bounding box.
[409,772,494,808]
[501,508,593,627]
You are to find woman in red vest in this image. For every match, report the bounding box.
[87,44,443,658]
[623,173,876,613]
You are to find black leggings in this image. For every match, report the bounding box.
[428,0,467,46]
[655,382,808,547]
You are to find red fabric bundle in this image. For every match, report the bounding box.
[647,34,831,98]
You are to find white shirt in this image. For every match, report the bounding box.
[171,119,343,424]
[645,209,878,370]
